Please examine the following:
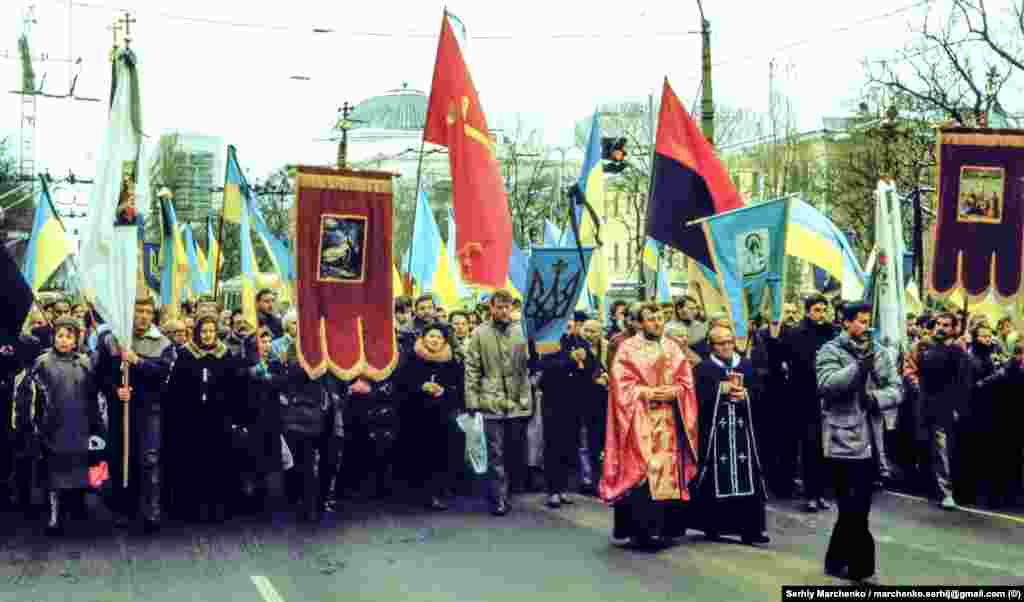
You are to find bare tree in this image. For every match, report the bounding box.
[864,1,1018,125]
[501,115,563,248]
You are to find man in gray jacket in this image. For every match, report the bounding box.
[815,301,903,583]
[464,290,532,516]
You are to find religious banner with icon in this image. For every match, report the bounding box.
[930,128,1024,301]
[293,166,397,381]
[700,199,789,341]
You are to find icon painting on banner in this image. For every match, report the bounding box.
[318,215,367,283]
[737,229,770,278]
[956,166,1005,224]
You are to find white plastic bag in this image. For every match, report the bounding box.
[281,435,294,471]
[456,412,488,475]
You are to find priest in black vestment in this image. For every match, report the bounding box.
[692,324,770,545]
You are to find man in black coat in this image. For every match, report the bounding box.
[94,297,175,533]
[693,324,769,545]
[904,312,972,510]
[777,294,838,512]
[538,312,597,508]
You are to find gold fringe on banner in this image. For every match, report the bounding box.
[940,127,1024,148]
[295,165,396,194]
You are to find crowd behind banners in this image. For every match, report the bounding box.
[1,288,1022,571]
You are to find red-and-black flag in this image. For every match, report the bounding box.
[645,78,743,270]
[0,241,33,339]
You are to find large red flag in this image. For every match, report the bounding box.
[423,13,511,290]
[645,78,743,270]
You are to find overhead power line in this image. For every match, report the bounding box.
[52,0,931,44]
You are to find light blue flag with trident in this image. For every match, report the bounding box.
[701,198,789,341]
[522,246,593,352]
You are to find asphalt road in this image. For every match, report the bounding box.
[1,489,1022,602]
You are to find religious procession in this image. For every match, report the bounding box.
[1,2,1024,599]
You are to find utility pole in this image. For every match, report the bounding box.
[769,58,776,198]
[698,5,714,146]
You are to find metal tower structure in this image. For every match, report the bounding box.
[16,4,39,187]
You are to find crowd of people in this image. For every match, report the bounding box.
[1,286,1022,582]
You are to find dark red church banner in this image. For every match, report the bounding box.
[929,128,1024,302]
[292,166,397,381]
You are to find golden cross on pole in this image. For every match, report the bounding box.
[119,11,137,48]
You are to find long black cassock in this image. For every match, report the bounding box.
[692,355,767,538]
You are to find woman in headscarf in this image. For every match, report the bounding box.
[235,326,288,516]
[398,322,464,510]
[163,312,239,522]
[13,317,104,535]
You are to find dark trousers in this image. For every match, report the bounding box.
[1,383,12,507]
[583,401,607,489]
[825,458,877,580]
[107,411,162,523]
[542,397,580,495]
[284,433,320,516]
[767,415,800,497]
[801,419,826,500]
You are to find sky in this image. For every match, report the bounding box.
[0,0,989,180]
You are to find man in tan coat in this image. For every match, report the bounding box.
[464,290,532,516]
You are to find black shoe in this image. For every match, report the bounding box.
[545,494,561,509]
[559,493,575,505]
[142,519,161,535]
[704,530,724,541]
[428,497,448,511]
[804,500,819,513]
[817,498,832,510]
[492,498,509,516]
[742,533,771,545]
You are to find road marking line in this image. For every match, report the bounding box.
[883,490,1024,524]
[251,575,286,602]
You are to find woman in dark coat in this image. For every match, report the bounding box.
[163,313,238,522]
[235,326,288,514]
[398,322,464,510]
[13,317,105,535]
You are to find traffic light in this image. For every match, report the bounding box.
[601,137,628,174]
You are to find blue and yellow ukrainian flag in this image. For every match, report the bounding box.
[225,145,258,328]
[246,197,293,303]
[22,178,70,291]
[576,110,608,298]
[408,191,459,308]
[181,224,211,298]
[785,199,865,299]
[206,216,222,292]
[159,194,190,320]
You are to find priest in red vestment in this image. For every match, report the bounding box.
[599,302,700,548]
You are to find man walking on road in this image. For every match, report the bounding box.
[816,302,902,583]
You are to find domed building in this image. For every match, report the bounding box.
[345,84,446,182]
